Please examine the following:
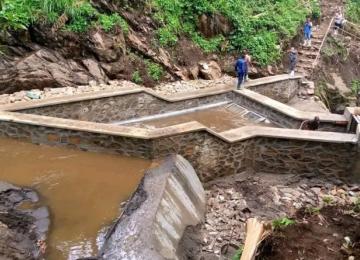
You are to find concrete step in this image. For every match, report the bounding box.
[298,50,318,58]
[312,39,323,44]
[298,57,316,63]
[300,45,320,51]
[298,63,314,69]
[312,34,325,39]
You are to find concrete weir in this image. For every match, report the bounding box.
[0,75,359,181]
[99,155,205,260]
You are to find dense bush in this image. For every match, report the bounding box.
[151,0,314,65]
[0,0,128,33]
[346,0,360,23]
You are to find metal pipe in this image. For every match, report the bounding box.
[111,101,231,125]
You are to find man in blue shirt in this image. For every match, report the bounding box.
[303,17,313,47]
[235,54,247,90]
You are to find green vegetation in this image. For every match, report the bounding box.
[305,206,321,215]
[145,60,164,81]
[132,71,143,84]
[311,0,321,20]
[354,197,360,213]
[351,79,360,95]
[322,37,348,60]
[151,0,314,65]
[322,196,334,205]
[231,246,243,260]
[272,217,295,229]
[1,0,320,65]
[346,0,360,23]
[0,0,129,33]
[99,13,129,33]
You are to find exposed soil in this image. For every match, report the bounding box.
[258,206,360,260]
[179,170,360,260]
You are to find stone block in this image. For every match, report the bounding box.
[99,155,206,260]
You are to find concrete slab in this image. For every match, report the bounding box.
[99,155,205,260]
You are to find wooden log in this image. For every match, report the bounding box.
[240,218,267,260]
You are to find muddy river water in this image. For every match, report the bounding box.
[128,105,277,132]
[0,138,150,259]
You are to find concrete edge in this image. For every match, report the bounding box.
[236,89,347,123]
[99,154,206,260]
[0,78,346,126]
[0,111,357,144]
[0,75,300,111]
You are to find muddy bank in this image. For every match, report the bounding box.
[258,206,360,260]
[0,181,49,260]
[314,32,360,113]
[181,171,360,259]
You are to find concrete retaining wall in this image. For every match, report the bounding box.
[0,116,357,182]
[6,89,347,132]
[245,74,300,103]
[99,155,205,260]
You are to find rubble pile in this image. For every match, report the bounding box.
[0,80,140,105]
[201,172,360,256]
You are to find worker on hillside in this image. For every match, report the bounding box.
[289,47,297,77]
[303,17,313,47]
[300,116,320,130]
[235,54,247,90]
[334,11,345,35]
[243,49,252,81]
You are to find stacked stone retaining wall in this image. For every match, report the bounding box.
[0,119,356,182]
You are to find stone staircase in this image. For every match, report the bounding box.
[296,24,328,77]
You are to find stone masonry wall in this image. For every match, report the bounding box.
[17,90,346,132]
[247,78,299,103]
[230,93,347,132]
[0,120,356,182]
[0,121,153,159]
[19,92,230,123]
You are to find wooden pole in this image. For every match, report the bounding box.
[240,218,266,260]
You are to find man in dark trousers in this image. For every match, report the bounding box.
[300,116,320,130]
[235,54,247,90]
[289,47,297,77]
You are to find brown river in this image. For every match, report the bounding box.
[0,137,150,259]
[129,105,276,132]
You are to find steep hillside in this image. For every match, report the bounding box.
[0,0,318,94]
[313,0,360,113]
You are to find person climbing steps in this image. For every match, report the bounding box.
[303,17,313,47]
[289,47,298,77]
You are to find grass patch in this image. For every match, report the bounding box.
[150,0,316,65]
[145,60,164,82]
[132,71,143,84]
[272,217,296,229]
[351,79,360,95]
[346,0,360,24]
[305,206,321,215]
[232,246,244,260]
[0,0,129,34]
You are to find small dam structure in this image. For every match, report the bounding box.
[0,74,359,259]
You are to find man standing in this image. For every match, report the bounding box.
[303,17,313,47]
[289,47,297,77]
[243,49,252,81]
[235,54,247,90]
[300,116,320,130]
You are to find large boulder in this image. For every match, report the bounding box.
[87,30,126,63]
[198,13,232,38]
[199,60,222,80]
[0,49,108,94]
